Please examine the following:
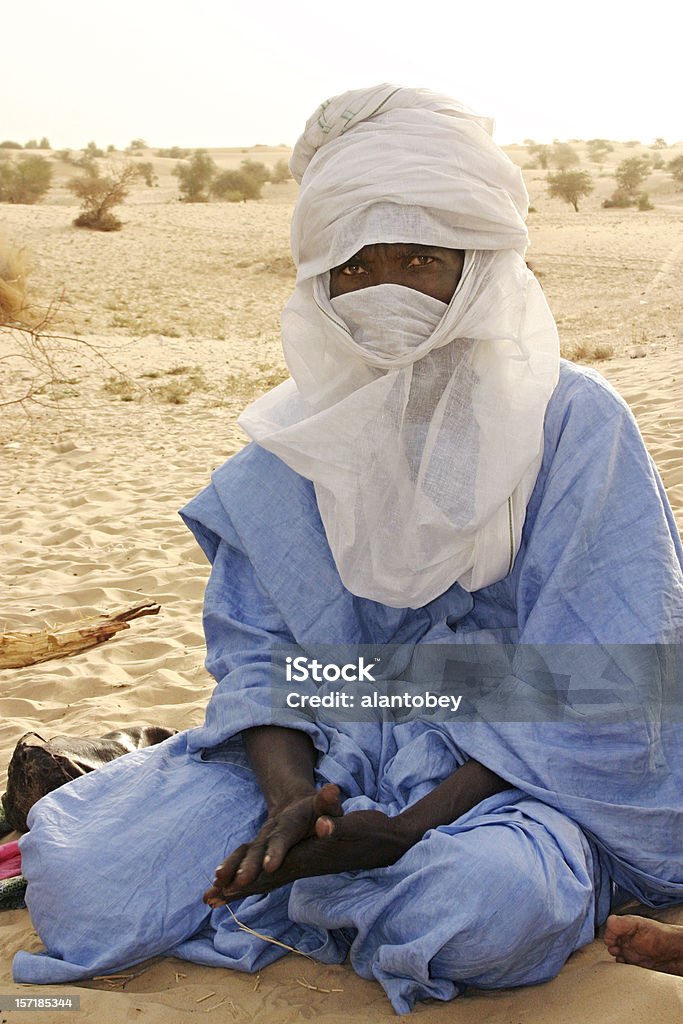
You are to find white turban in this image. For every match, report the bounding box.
[239,85,560,608]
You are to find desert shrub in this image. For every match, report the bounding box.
[651,138,668,149]
[53,149,72,162]
[74,152,100,171]
[173,150,217,201]
[550,142,580,169]
[637,192,654,211]
[151,365,207,404]
[271,158,292,183]
[547,169,594,212]
[212,159,270,201]
[0,140,22,149]
[24,139,38,150]
[82,141,104,158]
[602,188,635,208]
[212,168,262,201]
[38,137,51,150]
[668,155,683,183]
[0,156,53,204]
[650,154,665,170]
[210,186,244,202]
[566,341,615,363]
[527,143,551,169]
[67,161,149,231]
[73,211,122,231]
[128,138,147,151]
[616,156,651,194]
[239,159,270,185]
[586,139,613,164]
[156,146,191,159]
[135,161,158,187]
[0,237,28,325]
[103,375,138,401]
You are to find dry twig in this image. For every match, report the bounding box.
[295,975,343,994]
[225,904,313,960]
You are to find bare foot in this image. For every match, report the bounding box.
[604,914,683,976]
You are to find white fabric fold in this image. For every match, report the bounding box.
[238,86,560,608]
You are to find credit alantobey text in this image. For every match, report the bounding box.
[283,656,464,712]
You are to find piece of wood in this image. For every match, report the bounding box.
[0,602,161,669]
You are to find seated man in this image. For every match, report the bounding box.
[14,85,683,1015]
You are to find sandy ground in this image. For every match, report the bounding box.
[1,145,682,1021]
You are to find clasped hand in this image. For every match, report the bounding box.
[203,783,413,906]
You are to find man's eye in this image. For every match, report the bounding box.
[407,255,435,267]
[340,263,366,276]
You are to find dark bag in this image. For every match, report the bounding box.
[0,726,177,834]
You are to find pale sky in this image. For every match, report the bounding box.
[4,0,682,151]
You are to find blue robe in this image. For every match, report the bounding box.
[14,362,683,1013]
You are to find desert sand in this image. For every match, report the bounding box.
[0,144,682,1021]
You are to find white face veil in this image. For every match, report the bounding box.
[239,85,560,609]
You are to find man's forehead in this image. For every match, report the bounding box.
[349,243,451,261]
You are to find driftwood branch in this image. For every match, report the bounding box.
[0,602,161,669]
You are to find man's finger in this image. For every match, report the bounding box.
[312,783,343,818]
[315,815,337,838]
[214,843,250,888]
[232,840,269,886]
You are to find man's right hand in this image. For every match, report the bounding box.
[205,782,343,902]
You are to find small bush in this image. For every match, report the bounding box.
[547,169,594,212]
[668,155,683,183]
[212,169,262,201]
[0,237,29,325]
[567,341,614,363]
[239,159,270,185]
[74,210,122,231]
[156,146,191,159]
[602,188,634,208]
[0,156,53,204]
[24,139,39,150]
[128,138,147,151]
[83,141,104,158]
[271,158,292,183]
[550,142,580,170]
[0,140,22,150]
[212,159,269,201]
[527,143,551,169]
[151,365,206,404]
[616,156,651,194]
[38,137,51,150]
[173,150,217,202]
[103,375,138,401]
[637,192,654,211]
[68,161,150,231]
[586,139,613,164]
[135,161,158,187]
